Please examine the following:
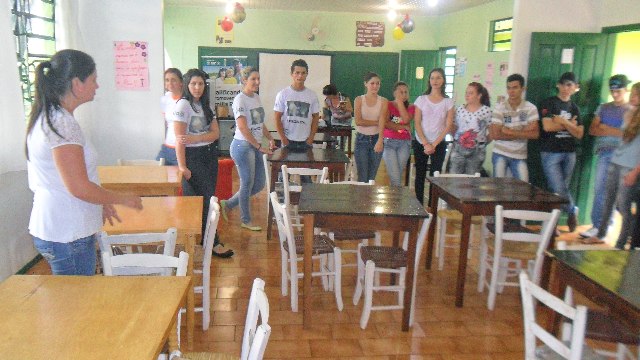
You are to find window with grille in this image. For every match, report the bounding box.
[489,17,512,52]
[441,47,456,99]
[12,0,56,116]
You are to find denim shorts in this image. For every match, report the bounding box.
[33,234,97,275]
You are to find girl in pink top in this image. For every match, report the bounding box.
[382,81,415,186]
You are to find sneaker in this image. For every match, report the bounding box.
[220,200,228,222]
[241,223,262,231]
[579,227,598,238]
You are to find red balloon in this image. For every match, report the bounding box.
[221,17,233,32]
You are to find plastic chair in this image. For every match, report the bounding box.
[117,158,165,166]
[97,228,177,275]
[281,165,328,229]
[478,205,560,310]
[519,272,603,360]
[433,171,483,271]
[270,191,343,312]
[353,214,432,329]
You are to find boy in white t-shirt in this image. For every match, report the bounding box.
[273,59,320,152]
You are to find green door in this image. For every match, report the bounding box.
[331,52,399,102]
[526,32,610,225]
[399,50,439,103]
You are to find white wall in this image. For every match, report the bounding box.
[598,0,640,28]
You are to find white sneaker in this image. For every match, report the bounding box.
[579,227,598,238]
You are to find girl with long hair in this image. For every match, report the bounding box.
[382,81,414,186]
[26,49,142,275]
[449,82,492,175]
[156,68,183,165]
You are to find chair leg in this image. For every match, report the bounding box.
[202,282,210,330]
[353,244,364,305]
[477,242,488,293]
[398,267,406,306]
[360,260,375,329]
[437,217,447,271]
[291,263,299,312]
[281,255,288,297]
[334,248,343,311]
[327,254,335,291]
[320,255,329,291]
[487,254,501,311]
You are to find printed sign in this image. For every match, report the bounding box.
[356,21,385,47]
[113,41,149,91]
[215,17,234,45]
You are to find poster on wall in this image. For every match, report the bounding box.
[201,56,248,81]
[356,21,385,47]
[456,57,467,77]
[215,17,234,45]
[211,83,242,119]
[113,41,149,91]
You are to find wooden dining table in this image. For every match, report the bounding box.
[266,147,350,239]
[0,275,190,359]
[98,165,182,196]
[298,183,429,331]
[102,196,202,349]
[426,177,568,307]
[270,132,338,148]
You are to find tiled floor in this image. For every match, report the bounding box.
[26,163,624,359]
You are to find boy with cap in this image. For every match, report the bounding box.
[538,72,584,232]
[580,74,631,239]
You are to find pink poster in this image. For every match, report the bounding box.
[113,41,149,90]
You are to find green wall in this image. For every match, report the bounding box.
[612,31,640,88]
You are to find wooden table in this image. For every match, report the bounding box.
[98,165,182,196]
[547,249,640,333]
[298,184,429,331]
[0,275,190,359]
[318,126,354,156]
[102,196,202,349]
[266,147,350,239]
[425,177,568,307]
[270,132,338,148]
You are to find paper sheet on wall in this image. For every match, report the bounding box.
[113,41,149,91]
[456,57,467,77]
[499,62,508,77]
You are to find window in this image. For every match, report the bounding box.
[489,17,512,52]
[12,0,56,115]
[441,47,456,99]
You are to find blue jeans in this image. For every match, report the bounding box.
[382,138,411,186]
[227,139,265,224]
[450,143,486,175]
[590,149,615,227]
[33,234,96,275]
[541,152,576,215]
[156,144,178,166]
[355,133,382,183]
[492,152,529,182]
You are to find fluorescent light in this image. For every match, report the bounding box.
[427,0,438,7]
[225,1,234,14]
[387,9,397,21]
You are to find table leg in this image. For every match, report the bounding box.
[168,311,179,355]
[266,163,278,240]
[347,132,352,157]
[302,214,314,329]
[390,232,400,285]
[546,258,565,335]
[402,226,418,331]
[186,234,195,349]
[425,187,440,270]
[455,212,472,307]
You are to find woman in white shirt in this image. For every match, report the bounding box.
[156,68,182,165]
[221,67,275,231]
[26,49,142,275]
[413,68,454,204]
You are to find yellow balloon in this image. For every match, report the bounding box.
[392,26,405,40]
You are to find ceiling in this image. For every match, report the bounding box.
[165,0,499,16]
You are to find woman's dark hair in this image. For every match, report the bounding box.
[25,49,96,158]
[393,81,410,108]
[164,68,183,80]
[322,84,338,96]
[182,68,214,124]
[468,82,491,107]
[218,68,226,77]
[425,68,447,97]
[363,72,380,83]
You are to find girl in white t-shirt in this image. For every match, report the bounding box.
[26,49,142,275]
[413,68,454,204]
[222,67,276,231]
[156,68,182,165]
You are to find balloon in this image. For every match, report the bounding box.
[401,18,415,33]
[232,2,246,23]
[392,26,405,40]
[220,17,233,32]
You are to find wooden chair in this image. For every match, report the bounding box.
[432,171,483,271]
[353,214,432,329]
[478,205,560,310]
[281,165,328,229]
[519,272,603,360]
[171,278,271,360]
[270,191,343,312]
[97,228,177,275]
[118,158,165,166]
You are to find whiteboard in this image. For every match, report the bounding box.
[258,53,331,128]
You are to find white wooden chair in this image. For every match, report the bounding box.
[440,142,453,174]
[172,278,272,360]
[312,142,327,149]
[270,191,343,312]
[281,165,328,229]
[519,272,604,360]
[433,171,484,271]
[117,158,165,166]
[345,157,357,182]
[353,214,432,329]
[478,205,560,310]
[97,228,177,275]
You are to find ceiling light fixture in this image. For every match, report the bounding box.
[225,1,234,14]
[427,0,438,7]
[387,9,397,21]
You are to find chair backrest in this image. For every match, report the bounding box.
[97,228,178,256]
[102,251,189,276]
[240,278,272,360]
[281,165,328,206]
[345,157,357,182]
[201,197,220,271]
[269,191,298,265]
[312,142,327,149]
[519,272,588,360]
[117,158,165,166]
[495,205,561,284]
[433,171,480,208]
[440,143,454,174]
[324,179,375,185]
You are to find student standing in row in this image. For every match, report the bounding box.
[156,68,183,165]
[489,74,539,181]
[449,82,492,175]
[538,72,584,232]
[382,81,414,186]
[413,68,454,204]
[354,72,388,183]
